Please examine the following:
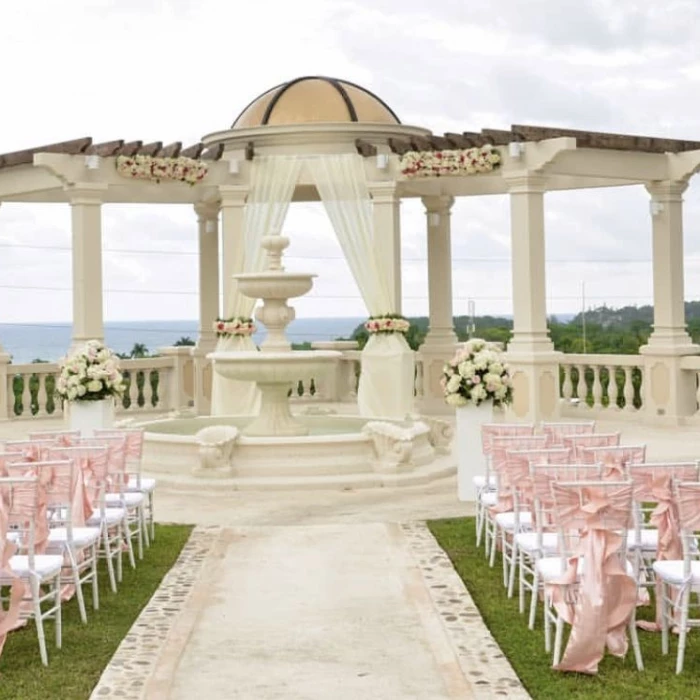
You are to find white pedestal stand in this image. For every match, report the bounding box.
[456,402,493,502]
[68,398,115,437]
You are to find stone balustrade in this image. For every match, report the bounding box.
[559,353,644,420]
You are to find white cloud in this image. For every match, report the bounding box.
[1,0,700,330]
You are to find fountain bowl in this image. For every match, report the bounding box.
[208,349,341,383]
[234,272,315,300]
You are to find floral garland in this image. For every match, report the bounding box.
[214,317,256,338]
[115,155,208,186]
[57,340,126,402]
[400,144,501,178]
[364,314,411,335]
[442,338,512,408]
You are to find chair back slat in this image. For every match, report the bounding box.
[94,428,144,462]
[563,433,620,460]
[46,445,109,505]
[0,477,41,565]
[541,421,596,446]
[580,445,646,476]
[490,435,547,472]
[27,430,80,446]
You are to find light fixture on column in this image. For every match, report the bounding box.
[508,142,525,158]
[84,154,100,170]
[376,153,389,169]
[650,200,665,217]
[228,159,240,174]
[205,219,216,234]
[428,212,441,227]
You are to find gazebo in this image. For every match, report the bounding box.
[1,75,700,423]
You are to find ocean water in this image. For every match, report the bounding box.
[0,317,365,364]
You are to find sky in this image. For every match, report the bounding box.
[2,0,700,324]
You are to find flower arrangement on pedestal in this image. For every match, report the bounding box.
[442,339,513,407]
[115,155,208,185]
[57,340,126,402]
[214,317,257,339]
[364,314,411,335]
[400,144,501,178]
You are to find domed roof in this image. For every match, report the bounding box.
[232,76,401,129]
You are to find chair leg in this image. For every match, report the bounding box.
[124,517,136,570]
[508,539,518,598]
[529,567,540,630]
[54,579,62,650]
[475,499,484,547]
[149,491,155,541]
[103,526,118,593]
[660,582,669,656]
[116,525,124,582]
[553,614,565,667]
[31,576,49,666]
[142,506,150,549]
[91,543,100,610]
[68,548,87,624]
[489,525,499,568]
[501,530,509,588]
[676,586,690,675]
[518,549,526,615]
[544,596,552,653]
[628,611,644,671]
[135,509,144,560]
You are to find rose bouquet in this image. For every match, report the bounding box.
[57,340,126,402]
[115,155,208,186]
[214,317,257,338]
[442,338,513,407]
[364,314,411,335]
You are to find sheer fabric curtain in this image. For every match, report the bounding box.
[211,156,302,416]
[307,154,414,419]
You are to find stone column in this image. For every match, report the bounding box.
[191,202,221,415]
[640,180,699,424]
[504,175,560,422]
[419,195,459,415]
[369,182,402,313]
[67,184,107,348]
[194,202,220,352]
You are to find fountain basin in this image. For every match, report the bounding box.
[139,414,455,490]
[234,272,314,300]
[208,350,340,383]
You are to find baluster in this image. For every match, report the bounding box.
[576,365,588,405]
[415,361,424,399]
[7,375,16,417]
[129,371,140,411]
[142,370,155,409]
[591,365,603,409]
[561,365,573,401]
[696,371,700,415]
[20,373,32,418]
[607,365,619,410]
[35,374,47,417]
[624,366,636,411]
[350,361,360,398]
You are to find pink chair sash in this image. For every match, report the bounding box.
[548,483,636,674]
[0,497,25,659]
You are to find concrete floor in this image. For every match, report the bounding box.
[6,414,700,699]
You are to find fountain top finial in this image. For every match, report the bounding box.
[261,235,290,272]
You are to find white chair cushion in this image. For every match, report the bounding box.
[473,474,497,490]
[514,531,559,555]
[106,492,145,507]
[128,476,156,493]
[538,555,635,582]
[87,507,126,527]
[479,491,498,507]
[7,554,63,579]
[47,527,100,548]
[652,560,700,586]
[494,511,533,531]
[627,528,658,551]
[6,532,20,544]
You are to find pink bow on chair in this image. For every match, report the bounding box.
[549,483,636,674]
[0,499,25,659]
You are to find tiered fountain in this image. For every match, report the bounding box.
[208,235,341,437]
[139,235,454,489]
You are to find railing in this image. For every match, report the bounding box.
[559,354,644,419]
[5,356,176,420]
[680,355,700,419]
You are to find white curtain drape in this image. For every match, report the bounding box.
[306,154,414,419]
[211,155,302,416]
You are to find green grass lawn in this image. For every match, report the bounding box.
[429,517,700,700]
[0,524,193,700]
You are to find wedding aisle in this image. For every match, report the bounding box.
[146,522,478,700]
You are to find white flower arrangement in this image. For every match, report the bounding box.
[442,338,513,408]
[400,144,501,178]
[115,155,208,186]
[364,314,411,335]
[214,317,257,338]
[57,340,126,403]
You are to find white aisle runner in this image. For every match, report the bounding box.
[167,523,471,700]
